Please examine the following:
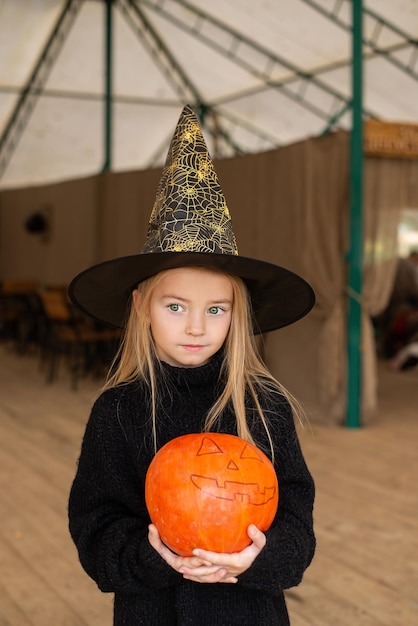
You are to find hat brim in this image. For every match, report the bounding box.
[68,252,315,334]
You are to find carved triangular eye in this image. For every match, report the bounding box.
[197,436,224,456]
[241,443,264,462]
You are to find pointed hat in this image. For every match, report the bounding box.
[69,105,314,333]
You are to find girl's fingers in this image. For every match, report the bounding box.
[247,524,267,550]
[181,567,238,584]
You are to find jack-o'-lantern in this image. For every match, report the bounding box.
[145,432,279,556]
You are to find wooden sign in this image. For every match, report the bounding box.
[364,120,418,158]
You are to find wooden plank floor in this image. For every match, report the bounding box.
[0,343,417,625]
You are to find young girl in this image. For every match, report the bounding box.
[68,105,316,625]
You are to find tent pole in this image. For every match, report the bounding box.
[347,0,364,428]
[103,0,113,172]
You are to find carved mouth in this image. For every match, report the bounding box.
[190,475,276,505]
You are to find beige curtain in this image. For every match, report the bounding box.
[363,157,418,316]
[97,168,162,260]
[218,134,418,424]
[362,157,418,419]
[84,133,350,424]
[2,132,418,425]
[216,132,350,424]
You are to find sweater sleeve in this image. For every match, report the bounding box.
[68,388,182,594]
[237,396,316,596]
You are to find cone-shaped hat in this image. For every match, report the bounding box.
[69,105,314,333]
[142,104,238,256]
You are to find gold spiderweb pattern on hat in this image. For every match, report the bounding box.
[142,106,238,255]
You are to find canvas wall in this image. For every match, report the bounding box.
[2,131,417,424]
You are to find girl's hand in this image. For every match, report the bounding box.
[148,524,227,580]
[179,525,266,584]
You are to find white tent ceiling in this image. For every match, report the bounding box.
[0,0,417,190]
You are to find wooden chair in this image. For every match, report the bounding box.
[0,280,40,352]
[38,288,121,388]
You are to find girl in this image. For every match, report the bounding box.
[68,105,316,625]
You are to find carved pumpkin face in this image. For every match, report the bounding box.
[145,433,279,556]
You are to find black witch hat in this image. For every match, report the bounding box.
[69,105,314,333]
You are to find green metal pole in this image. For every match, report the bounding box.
[347,0,363,428]
[103,0,113,171]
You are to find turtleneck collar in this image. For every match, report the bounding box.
[159,349,224,388]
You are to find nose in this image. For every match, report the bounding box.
[186,310,205,336]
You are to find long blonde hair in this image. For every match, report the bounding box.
[103,266,304,459]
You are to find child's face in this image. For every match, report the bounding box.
[148,266,233,368]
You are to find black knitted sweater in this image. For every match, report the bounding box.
[68,354,315,625]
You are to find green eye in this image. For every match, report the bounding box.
[168,303,180,312]
[208,306,221,315]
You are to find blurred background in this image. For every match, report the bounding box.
[0,1,417,624]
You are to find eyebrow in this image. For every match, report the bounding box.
[161,294,232,305]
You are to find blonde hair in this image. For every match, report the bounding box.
[103,267,304,459]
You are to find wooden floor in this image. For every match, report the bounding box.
[0,343,417,625]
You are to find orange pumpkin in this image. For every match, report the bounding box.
[145,432,279,556]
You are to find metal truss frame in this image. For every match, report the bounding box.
[117,0,238,160]
[1,0,417,178]
[138,0,362,137]
[300,0,418,82]
[0,0,84,180]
